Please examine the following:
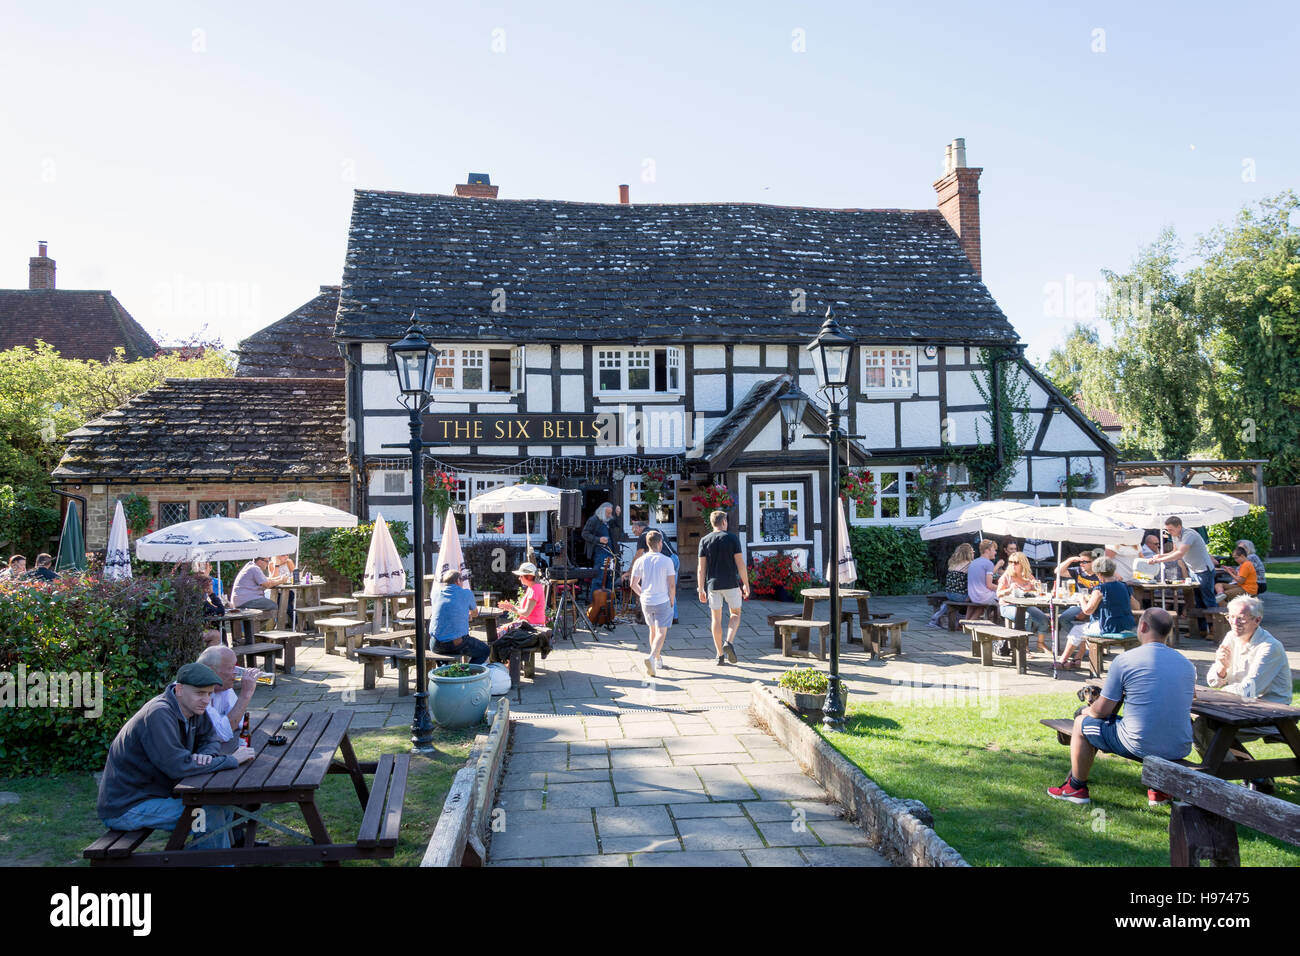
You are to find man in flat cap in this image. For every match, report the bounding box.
[97,662,255,849]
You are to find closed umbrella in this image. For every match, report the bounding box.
[55,500,87,573]
[825,496,858,585]
[103,501,132,582]
[434,509,470,588]
[363,513,407,595]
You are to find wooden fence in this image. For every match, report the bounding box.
[1267,485,1300,557]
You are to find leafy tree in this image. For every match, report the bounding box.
[1189,191,1300,484]
[1042,323,1105,403]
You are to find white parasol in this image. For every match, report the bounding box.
[434,509,471,589]
[135,516,298,564]
[1090,486,1249,529]
[363,513,407,595]
[240,499,358,564]
[103,500,132,582]
[466,482,562,555]
[825,495,858,585]
[918,500,1028,541]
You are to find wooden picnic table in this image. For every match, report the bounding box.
[353,589,416,634]
[474,606,508,644]
[1191,687,1300,782]
[211,608,269,646]
[267,580,323,630]
[799,587,872,649]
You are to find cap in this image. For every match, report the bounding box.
[512,562,539,577]
[176,662,224,688]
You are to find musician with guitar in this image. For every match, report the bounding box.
[581,503,619,598]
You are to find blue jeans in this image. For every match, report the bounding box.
[434,635,490,665]
[1001,604,1048,634]
[1192,568,1216,633]
[102,796,233,849]
[1057,605,1084,633]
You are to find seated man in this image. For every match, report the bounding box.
[1193,595,1290,792]
[26,553,59,582]
[230,555,288,612]
[428,569,489,664]
[1048,608,1193,806]
[1054,549,1101,636]
[1215,546,1259,602]
[97,663,255,847]
[196,645,261,742]
[966,539,999,615]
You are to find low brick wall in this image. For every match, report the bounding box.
[749,682,968,868]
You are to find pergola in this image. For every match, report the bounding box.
[1110,460,1269,506]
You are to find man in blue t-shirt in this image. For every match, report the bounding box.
[428,569,489,664]
[1048,607,1194,806]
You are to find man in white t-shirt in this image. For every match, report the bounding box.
[196,645,261,742]
[629,530,677,678]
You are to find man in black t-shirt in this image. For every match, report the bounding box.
[696,510,749,666]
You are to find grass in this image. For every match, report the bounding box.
[1264,562,1300,597]
[818,684,1300,867]
[0,726,477,867]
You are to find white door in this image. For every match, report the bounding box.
[751,482,805,543]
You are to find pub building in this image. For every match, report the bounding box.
[336,142,1116,581]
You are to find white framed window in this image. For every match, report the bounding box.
[455,476,550,542]
[851,465,928,525]
[862,347,916,394]
[752,483,805,542]
[594,346,683,395]
[430,345,525,394]
[625,475,677,532]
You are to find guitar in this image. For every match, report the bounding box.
[587,556,616,627]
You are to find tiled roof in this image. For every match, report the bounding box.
[235,286,345,379]
[1073,394,1123,430]
[52,378,347,482]
[0,290,159,362]
[335,190,1019,345]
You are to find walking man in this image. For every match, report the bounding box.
[630,530,676,676]
[696,510,749,665]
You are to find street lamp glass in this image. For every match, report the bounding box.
[388,322,436,401]
[806,309,855,391]
[777,387,809,438]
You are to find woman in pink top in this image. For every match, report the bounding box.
[498,562,547,635]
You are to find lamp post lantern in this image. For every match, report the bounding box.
[776,384,810,446]
[387,319,440,754]
[806,308,857,730]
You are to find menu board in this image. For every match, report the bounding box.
[760,507,792,542]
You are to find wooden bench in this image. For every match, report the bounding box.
[232,642,281,685]
[773,618,831,660]
[966,624,1030,673]
[321,596,357,608]
[862,617,907,659]
[1083,633,1139,678]
[356,753,411,851]
[83,828,155,863]
[355,646,408,689]
[494,627,551,703]
[259,629,306,673]
[1142,756,1300,866]
[291,605,334,632]
[940,601,995,631]
[1188,606,1229,642]
[1040,719,1201,769]
[363,628,416,651]
[315,616,369,658]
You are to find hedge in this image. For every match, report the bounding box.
[300,521,412,590]
[0,573,207,775]
[1206,505,1271,558]
[847,525,934,595]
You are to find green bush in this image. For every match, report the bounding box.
[847,525,934,595]
[0,573,207,775]
[0,483,60,558]
[778,667,828,694]
[300,521,412,590]
[1206,505,1271,558]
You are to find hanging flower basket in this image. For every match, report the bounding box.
[840,469,878,511]
[425,471,458,520]
[691,482,734,523]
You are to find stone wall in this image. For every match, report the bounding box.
[70,480,350,549]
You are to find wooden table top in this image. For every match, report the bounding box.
[800,588,872,599]
[352,589,416,599]
[1130,579,1197,589]
[174,710,352,797]
[211,609,266,622]
[476,607,508,619]
[967,624,1032,639]
[1192,687,1300,727]
[267,581,323,591]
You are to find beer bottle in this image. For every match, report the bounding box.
[239,713,252,749]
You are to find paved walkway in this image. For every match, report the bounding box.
[252,589,1300,866]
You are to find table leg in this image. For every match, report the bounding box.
[1014,607,1026,631]
[336,733,370,807]
[165,805,198,851]
[298,800,340,867]
[485,616,499,643]
[1199,723,1239,777]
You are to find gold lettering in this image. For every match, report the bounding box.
[440,421,452,439]
[454,421,471,439]
[473,421,483,439]
[543,421,554,439]
[494,421,505,439]
[513,421,531,440]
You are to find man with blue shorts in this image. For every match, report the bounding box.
[1048,608,1194,806]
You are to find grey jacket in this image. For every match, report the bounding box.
[96,683,236,821]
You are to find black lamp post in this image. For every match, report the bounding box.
[386,320,440,754]
[805,308,857,730]
[776,384,810,446]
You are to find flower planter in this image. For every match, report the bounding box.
[776,686,826,714]
[773,586,795,603]
[428,663,492,729]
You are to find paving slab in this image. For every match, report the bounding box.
[489,822,598,860]
[744,848,808,867]
[609,748,674,769]
[595,806,675,836]
[611,766,705,793]
[808,819,872,846]
[799,845,891,867]
[616,790,709,807]
[695,764,759,801]
[756,820,823,847]
[748,773,828,802]
[600,835,683,853]
[631,850,748,867]
[544,782,618,809]
[670,801,745,819]
[543,854,631,867]
[676,816,767,851]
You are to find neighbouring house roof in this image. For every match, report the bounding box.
[235,286,345,378]
[52,378,347,483]
[0,290,159,362]
[688,373,871,471]
[335,190,1020,345]
[1073,394,1123,431]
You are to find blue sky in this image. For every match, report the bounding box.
[2,0,1296,363]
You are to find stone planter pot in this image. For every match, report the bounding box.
[429,664,492,729]
[775,685,827,715]
[773,586,795,603]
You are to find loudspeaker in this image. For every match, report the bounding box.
[558,489,583,528]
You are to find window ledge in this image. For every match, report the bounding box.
[860,389,917,400]
[593,392,684,403]
[429,391,519,402]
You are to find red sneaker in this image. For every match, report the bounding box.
[1147,789,1171,806]
[1048,779,1090,804]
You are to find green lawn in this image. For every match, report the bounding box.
[1265,563,1300,597]
[0,727,476,866]
[818,685,1300,867]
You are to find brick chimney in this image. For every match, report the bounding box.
[453,173,499,199]
[29,240,56,289]
[618,184,630,204]
[932,138,983,275]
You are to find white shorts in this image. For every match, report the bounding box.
[707,587,743,611]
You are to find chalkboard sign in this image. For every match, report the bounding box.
[760,507,791,542]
